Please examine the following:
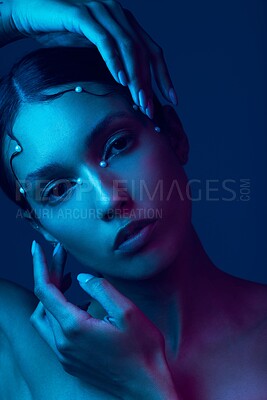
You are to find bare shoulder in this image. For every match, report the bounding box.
[0,278,38,336]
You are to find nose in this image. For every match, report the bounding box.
[90,173,133,221]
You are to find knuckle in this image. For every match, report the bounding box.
[96,31,113,47]
[61,318,80,338]
[120,305,136,322]
[120,38,137,54]
[56,337,69,353]
[29,312,37,326]
[33,285,43,299]
[121,40,147,65]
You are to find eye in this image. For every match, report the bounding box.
[41,179,76,205]
[103,132,135,161]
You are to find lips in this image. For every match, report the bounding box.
[113,218,158,251]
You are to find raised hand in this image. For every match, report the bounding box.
[30,240,179,400]
[0,0,178,118]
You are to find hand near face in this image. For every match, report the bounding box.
[30,241,179,400]
[0,0,178,118]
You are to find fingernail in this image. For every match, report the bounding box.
[138,89,148,109]
[169,88,178,106]
[140,106,146,114]
[31,240,36,256]
[53,242,61,257]
[118,70,128,87]
[146,99,154,119]
[77,273,95,284]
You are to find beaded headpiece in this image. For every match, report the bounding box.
[9,86,161,199]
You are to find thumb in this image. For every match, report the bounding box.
[77,274,134,322]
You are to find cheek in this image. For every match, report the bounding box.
[36,207,100,252]
[135,140,184,202]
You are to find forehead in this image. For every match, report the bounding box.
[11,83,134,178]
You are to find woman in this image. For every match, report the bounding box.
[0,1,266,399]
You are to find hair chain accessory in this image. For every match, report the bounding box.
[9,86,161,195]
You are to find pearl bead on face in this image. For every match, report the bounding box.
[75,86,83,93]
[99,160,108,168]
[15,145,22,153]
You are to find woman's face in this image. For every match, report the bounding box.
[11,82,191,280]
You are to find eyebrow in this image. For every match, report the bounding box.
[25,111,135,183]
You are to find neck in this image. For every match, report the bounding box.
[91,224,224,363]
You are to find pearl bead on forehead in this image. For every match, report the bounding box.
[10,85,161,196]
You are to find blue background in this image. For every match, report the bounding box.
[0,0,266,298]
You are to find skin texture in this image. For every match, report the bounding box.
[1,82,266,399]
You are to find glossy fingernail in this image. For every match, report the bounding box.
[118,70,128,87]
[169,87,178,106]
[146,99,154,119]
[77,273,95,284]
[53,242,61,257]
[138,89,148,109]
[31,240,36,256]
[140,106,146,115]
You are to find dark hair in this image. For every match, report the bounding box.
[0,46,163,219]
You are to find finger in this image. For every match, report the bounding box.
[125,9,178,106]
[32,241,89,328]
[77,274,136,324]
[43,272,73,339]
[106,1,155,118]
[66,5,126,86]
[88,2,152,115]
[30,301,61,356]
[49,243,67,289]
